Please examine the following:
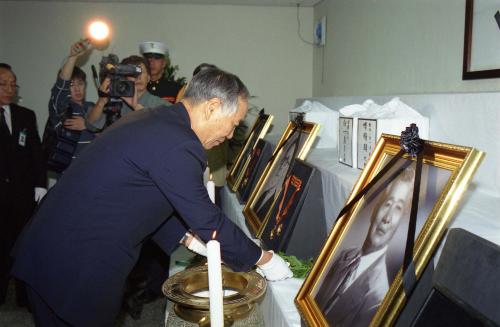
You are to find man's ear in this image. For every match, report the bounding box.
[204,98,222,120]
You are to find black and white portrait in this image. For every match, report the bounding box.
[252,131,305,221]
[313,157,451,327]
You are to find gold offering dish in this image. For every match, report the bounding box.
[163,265,267,326]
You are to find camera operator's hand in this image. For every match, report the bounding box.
[88,78,111,126]
[121,88,144,111]
[59,40,91,81]
[98,78,111,103]
[69,39,90,58]
[63,116,86,131]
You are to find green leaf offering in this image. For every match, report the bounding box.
[277,252,313,279]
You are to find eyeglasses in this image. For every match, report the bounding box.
[144,53,164,60]
[0,82,20,91]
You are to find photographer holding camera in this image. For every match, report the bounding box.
[87,55,169,130]
[43,40,97,173]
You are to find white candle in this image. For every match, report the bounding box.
[207,232,224,327]
[207,174,216,204]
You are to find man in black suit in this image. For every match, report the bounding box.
[0,63,46,307]
[11,68,292,326]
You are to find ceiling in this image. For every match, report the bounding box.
[7,0,321,7]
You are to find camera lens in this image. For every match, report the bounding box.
[117,81,131,94]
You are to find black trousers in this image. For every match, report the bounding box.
[26,285,72,327]
[0,186,35,305]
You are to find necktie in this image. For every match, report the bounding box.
[0,107,11,137]
[323,252,361,312]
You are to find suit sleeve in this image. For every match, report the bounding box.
[28,110,47,188]
[148,140,261,272]
[151,215,189,255]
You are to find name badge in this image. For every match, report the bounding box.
[18,129,27,147]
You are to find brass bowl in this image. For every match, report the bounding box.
[163,265,267,326]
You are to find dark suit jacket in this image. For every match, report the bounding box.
[11,103,261,326]
[0,104,47,195]
[315,248,388,327]
[0,103,45,243]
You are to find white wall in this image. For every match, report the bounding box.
[0,1,313,134]
[313,0,500,97]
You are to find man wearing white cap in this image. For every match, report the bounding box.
[139,41,182,104]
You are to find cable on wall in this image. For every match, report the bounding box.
[296,3,317,47]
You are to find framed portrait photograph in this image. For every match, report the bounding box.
[462,0,500,79]
[236,139,273,203]
[227,112,273,191]
[296,134,484,327]
[260,159,316,253]
[243,120,319,237]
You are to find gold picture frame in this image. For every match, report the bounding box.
[227,112,273,192]
[243,120,319,237]
[296,134,484,327]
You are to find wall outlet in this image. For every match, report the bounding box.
[314,16,327,46]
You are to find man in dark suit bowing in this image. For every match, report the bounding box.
[0,63,47,308]
[12,67,292,326]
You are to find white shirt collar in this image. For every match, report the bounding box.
[1,104,12,133]
[352,246,387,281]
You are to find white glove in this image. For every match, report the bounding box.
[34,187,47,203]
[186,233,208,256]
[257,251,293,282]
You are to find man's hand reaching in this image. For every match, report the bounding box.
[257,250,293,281]
[183,232,207,257]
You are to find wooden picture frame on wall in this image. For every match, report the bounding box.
[296,134,484,326]
[243,120,319,237]
[463,0,500,79]
[227,112,273,191]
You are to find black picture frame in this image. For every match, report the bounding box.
[260,159,315,253]
[227,112,273,191]
[463,0,500,79]
[236,139,272,204]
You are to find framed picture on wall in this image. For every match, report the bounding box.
[243,120,319,237]
[227,111,273,191]
[295,134,484,326]
[463,0,500,79]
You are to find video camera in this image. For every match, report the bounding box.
[99,54,141,98]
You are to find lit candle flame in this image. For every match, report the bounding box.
[209,173,213,181]
[212,230,217,240]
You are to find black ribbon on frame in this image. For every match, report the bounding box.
[260,114,304,218]
[267,113,305,169]
[334,123,424,297]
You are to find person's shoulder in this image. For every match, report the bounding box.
[10,103,35,116]
[142,91,171,107]
[159,78,182,87]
